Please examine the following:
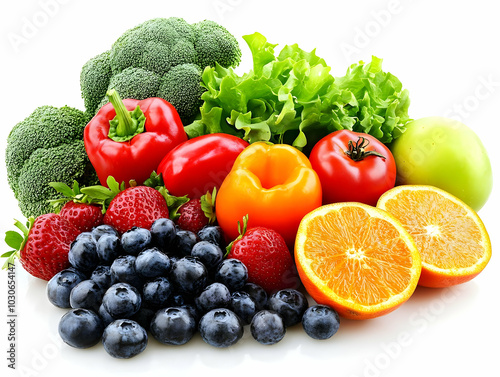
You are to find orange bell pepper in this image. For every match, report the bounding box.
[215,142,322,248]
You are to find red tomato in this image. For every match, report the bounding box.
[309,130,396,206]
[157,133,249,199]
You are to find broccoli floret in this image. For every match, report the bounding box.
[97,67,161,110]
[80,51,113,115]
[193,20,242,69]
[16,141,97,217]
[5,106,98,217]
[158,64,204,122]
[80,17,241,124]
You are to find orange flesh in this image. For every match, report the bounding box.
[382,191,485,270]
[302,206,414,306]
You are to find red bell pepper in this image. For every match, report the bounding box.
[157,133,249,199]
[84,90,187,187]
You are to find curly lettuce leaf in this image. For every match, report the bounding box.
[184,33,410,151]
[332,56,411,143]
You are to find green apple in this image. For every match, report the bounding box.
[390,116,492,211]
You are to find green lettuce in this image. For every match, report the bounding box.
[331,56,411,143]
[184,32,410,152]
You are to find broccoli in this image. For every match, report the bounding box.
[80,51,112,115]
[97,67,161,109]
[5,106,99,217]
[158,64,205,122]
[80,17,241,124]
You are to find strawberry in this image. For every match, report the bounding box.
[59,201,104,232]
[104,186,169,234]
[2,214,81,280]
[174,189,216,234]
[176,199,208,233]
[227,216,300,294]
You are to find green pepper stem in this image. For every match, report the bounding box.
[345,137,386,162]
[107,89,136,137]
[106,90,146,142]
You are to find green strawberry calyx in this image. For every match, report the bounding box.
[200,187,217,224]
[2,217,35,270]
[144,171,189,221]
[225,214,249,257]
[49,176,125,214]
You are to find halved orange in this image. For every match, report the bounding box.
[295,202,421,320]
[377,185,491,288]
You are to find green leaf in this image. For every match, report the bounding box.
[185,39,410,150]
[14,218,31,238]
[200,188,217,224]
[5,231,23,250]
[242,32,278,77]
[332,56,411,143]
[80,186,113,200]
[224,214,249,258]
[143,171,163,188]
[72,181,81,195]
[1,250,15,258]
[159,187,189,221]
[106,176,121,195]
[2,218,32,270]
[233,111,271,144]
[2,254,16,270]
[49,182,75,197]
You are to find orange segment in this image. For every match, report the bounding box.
[377,185,491,288]
[295,202,421,320]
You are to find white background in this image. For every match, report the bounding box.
[1,1,499,376]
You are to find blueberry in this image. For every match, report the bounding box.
[250,310,286,345]
[171,230,197,256]
[243,283,268,311]
[267,289,308,327]
[195,282,231,314]
[102,320,148,359]
[135,248,171,278]
[102,282,142,319]
[99,304,115,327]
[169,293,187,307]
[91,265,115,290]
[197,225,225,249]
[215,259,248,291]
[110,255,144,290]
[47,269,85,308]
[69,280,104,312]
[180,303,201,323]
[121,227,152,255]
[76,232,94,242]
[150,307,196,345]
[130,307,156,332]
[96,234,122,265]
[91,224,119,242]
[191,241,223,270]
[230,291,257,325]
[58,308,104,349]
[169,255,180,266]
[199,308,243,348]
[150,218,176,251]
[302,305,340,340]
[142,277,173,310]
[65,266,88,280]
[68,237,99,273]
[170,257,208,296]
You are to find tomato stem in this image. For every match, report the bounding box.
[345,137,386,162]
